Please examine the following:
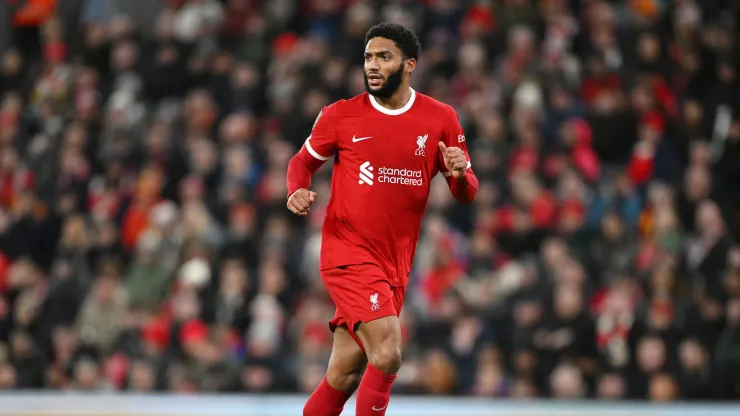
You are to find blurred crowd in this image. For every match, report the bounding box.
[1,0,740,401]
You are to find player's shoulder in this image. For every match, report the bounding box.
[313,94,375,130]
[414,91,458,120]
[323,93,371,115]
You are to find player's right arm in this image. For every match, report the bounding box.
[286,104,338,216]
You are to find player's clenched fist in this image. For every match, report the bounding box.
[438,142,467,179]
[287,188,317,216]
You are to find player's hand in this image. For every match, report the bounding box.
[438,142,467,180]
[287,188,317,216]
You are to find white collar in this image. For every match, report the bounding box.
[369,88,416,116]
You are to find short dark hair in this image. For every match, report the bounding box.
[365,22,421,61]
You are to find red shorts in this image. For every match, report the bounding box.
[322,263,407,349]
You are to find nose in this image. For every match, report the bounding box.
[365,57,379,71]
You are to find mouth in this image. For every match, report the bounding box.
[367,74,383,87]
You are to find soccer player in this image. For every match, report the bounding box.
[286,22,478,415]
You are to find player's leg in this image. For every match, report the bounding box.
[355,315,403,374]
[326,325,368,391]
[353,285,406,416]
[305,264,372,416]
[303,326,366,416]
[303,326,367,416]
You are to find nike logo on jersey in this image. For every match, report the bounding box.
[372,404,388,411]
[352,135,373,142]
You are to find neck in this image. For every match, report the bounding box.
[374,85,412,110]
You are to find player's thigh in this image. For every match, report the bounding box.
[354,314,403,356]
[327,325,368,375]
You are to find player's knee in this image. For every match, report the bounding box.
[367,341,402,374]
[326,367,364,393]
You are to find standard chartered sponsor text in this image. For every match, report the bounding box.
[377,166,423,186]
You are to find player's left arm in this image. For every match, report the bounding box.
[438,107,478,204]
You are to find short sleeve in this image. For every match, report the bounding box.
[438,106,472,177]
[304,105,338,161]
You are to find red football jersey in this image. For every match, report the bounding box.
[304,89,473,287]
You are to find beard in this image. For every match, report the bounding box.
[364,63,404,99]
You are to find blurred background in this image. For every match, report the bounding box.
[1,0,740,409]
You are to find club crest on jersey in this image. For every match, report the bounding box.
[370,293,380,311]
[415,135,428,156]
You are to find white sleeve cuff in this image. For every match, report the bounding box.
[305,136,331,161]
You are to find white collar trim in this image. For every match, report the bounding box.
[369,88,416,116]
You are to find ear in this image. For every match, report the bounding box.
[404,58,417,74]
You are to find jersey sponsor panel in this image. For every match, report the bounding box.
[358,161,423,186]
